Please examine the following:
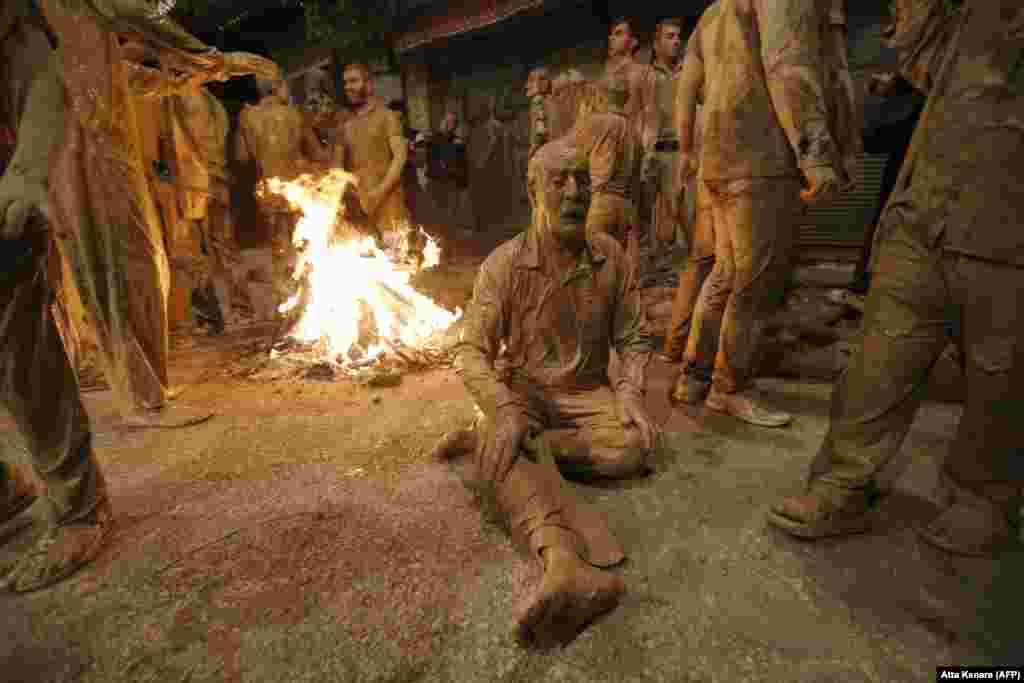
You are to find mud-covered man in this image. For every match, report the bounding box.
[334,63,419,264]
[640,18,685,248]
[433,138,657,647]
[769,0,1024,557]
[566,74,643,275]
[168,83,236,333]
[236,77,327,307]
[668,0,854,428]
[0,0,274,593]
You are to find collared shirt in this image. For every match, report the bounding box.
[567,110,642,198]
[454,229,651,416]
[647,60,682,142]
[884,0,1024,267]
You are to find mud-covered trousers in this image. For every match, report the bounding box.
[663,181,715,358]
[0,231,103,524]
[473,385,640,566]
[682,177,802,392]
[809,214,1024,514]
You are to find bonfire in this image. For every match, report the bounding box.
[257,168,461,378]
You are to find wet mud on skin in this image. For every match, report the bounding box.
[1,270,1018,682]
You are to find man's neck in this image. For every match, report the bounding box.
[350,97,375,116]
[654,55,677,72]
[607,53,633,69]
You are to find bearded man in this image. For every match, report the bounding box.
[334,63,417,261]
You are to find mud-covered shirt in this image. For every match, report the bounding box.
[454,230,652,417]
[884,0,1024,267]
[698,0,842,180]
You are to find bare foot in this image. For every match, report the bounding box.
[516,547,625,649]
[4,499,113,593]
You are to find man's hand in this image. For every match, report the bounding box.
[482,405,532,484]
[868,71,898,98]
[800,166,841,204]
[0,175,51,241]
[676,150,696,189]
[361,187,384,216]
[616,393,657,451]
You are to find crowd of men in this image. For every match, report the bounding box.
[0,0,1020,653]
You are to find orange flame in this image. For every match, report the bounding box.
[263,169,460,364]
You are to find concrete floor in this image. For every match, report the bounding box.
[1,319,1019,682]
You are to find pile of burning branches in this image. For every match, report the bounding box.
[244,168,461,384]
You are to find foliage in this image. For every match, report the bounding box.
[299,0,391,61]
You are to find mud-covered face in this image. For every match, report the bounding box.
[539,167,592,245]
[343,68,370,106]
[526,70,551,97]
[655,25,682,62]
[608,22,636,58]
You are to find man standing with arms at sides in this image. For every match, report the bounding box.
[662,2,720,367]
[334,63,418,263]
[236,77,327,309]
[667,0,851,427]
[640,18,684,250]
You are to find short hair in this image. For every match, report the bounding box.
[655,17,683,38]
[343,62,371,80]
[610,16,634,35]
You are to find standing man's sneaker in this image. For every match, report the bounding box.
[705,389,791,427]
[670,374,710,405]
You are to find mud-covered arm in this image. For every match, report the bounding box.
[892,0,961,95]
[453,253,525,416]
[754,0,836,173]
[375,128,408,200]
[610,250,652,399]
[302,118,330,163]
[675,37,704,155]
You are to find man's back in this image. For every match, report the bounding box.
[239,98,304,179]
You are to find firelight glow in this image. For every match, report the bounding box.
[263,168,461,364]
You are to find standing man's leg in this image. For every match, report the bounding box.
[673,179,733,404]
[917,256,1024,555]
[0,233,112,592]
[704,177,801,427]
[663,181,715,362]
[768,215,949,537]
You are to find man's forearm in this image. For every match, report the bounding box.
[373,137,407,199]
[453,344,526,417]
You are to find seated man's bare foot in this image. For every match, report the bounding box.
[4,498,113,593]
[516,547,625,649]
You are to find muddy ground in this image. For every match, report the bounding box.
[1,263,1021,683]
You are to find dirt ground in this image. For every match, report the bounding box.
[1,267,1021,683]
